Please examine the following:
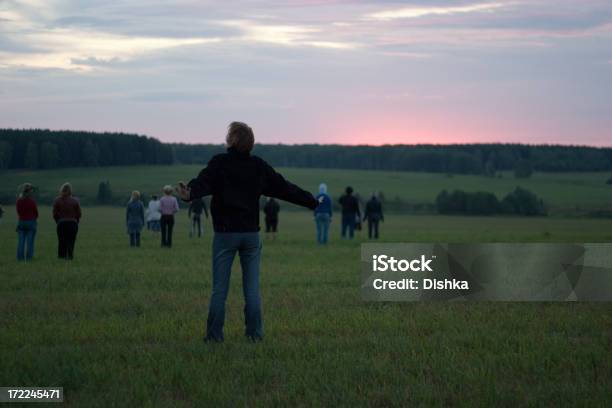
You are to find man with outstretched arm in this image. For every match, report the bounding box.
[177,121,319,343]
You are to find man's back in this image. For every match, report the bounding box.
[339,194,359,215]
[188,147,317,232]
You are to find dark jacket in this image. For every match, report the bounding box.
[188,198,208,218]
[339,194,360,217]
[188,148,318,232]
[263,199,280,221]
[364,197,384,222]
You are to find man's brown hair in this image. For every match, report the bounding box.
[226,121,255,153]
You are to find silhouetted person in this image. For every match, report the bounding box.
[263,197,280,239]
[314,183,332,244]
[188,197,208,238]
[126,190,145,247]
[160,185,179,247]
[364,193,384,239]
[177,121,318,343]
[355,197,363,232]
[16,183,38,261]
[339,186,360,239]
[53,183,81,260]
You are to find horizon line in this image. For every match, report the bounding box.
[2,127,612,149]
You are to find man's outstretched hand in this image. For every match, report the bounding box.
[176,181,191,201]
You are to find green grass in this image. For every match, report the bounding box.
[1,207,611,406]
[2,165,612,214]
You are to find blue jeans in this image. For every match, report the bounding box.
[206,232,262,341]
[341,214,356,239]
[17,220,37,261]
[315,213,330,244]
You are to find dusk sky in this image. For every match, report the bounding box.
[1,0,611,146]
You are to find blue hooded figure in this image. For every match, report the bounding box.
[314,183,332,244]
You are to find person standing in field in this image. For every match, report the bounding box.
[338,186,360,239]
[314,183,332,244]
[147,195,161,233]
[354,194,363,233]
[263,197,280,239]
[53,183,82,260]
[176,121,319,343]
[363,192,384,239]
[188,197,208,238]
[126,190,145,247]
[15,183,38,261]
[160,185,179,248]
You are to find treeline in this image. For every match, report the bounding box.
[0,129,173,169]
[2,129,612,173]
[173,143,612,174]
[436,188,547,216]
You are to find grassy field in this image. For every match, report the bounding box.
[1,206,611,406]
[2,165,612,214]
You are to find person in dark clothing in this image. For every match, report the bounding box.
[15,183,38,261]
[338,186,360,239]
[159,185,179,248]
[177,121,319,343]
[263,197,280,239]
[188,197,208,238]
[363,193,384,239]
[53,183,82,260]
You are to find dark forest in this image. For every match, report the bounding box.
[2,128,612,174]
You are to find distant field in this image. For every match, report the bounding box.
[1,208,611,406]
[1,165,612,215]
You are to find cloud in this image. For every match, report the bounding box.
[0,28,221,70]
[366,2,507,21]
[219,20,359,49]
[70,56,121,67]
[379,51,433,59]
[2,0,610,74]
